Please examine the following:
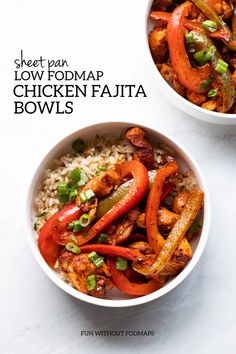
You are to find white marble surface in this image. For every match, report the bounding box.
[1,0,236,353]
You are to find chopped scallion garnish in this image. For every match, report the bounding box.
[65,242,81,254]
[78,169,89,186]
[207,89,218,97]
[58,194,69,203]
[98,166,107,172]
[88,251,104,268]
[202,20,218,32]
[87,275,96,291]
[68,219,83,232]
[68,189,78,202]
[58,182,69,195]
[215,59,228,75]
[69,168,81,183]
[79,213,92,228]
[97,233,108,244]
[199,77,213,92]
[116,257,127,270]
[185,32,194,43]
[72,138,85,153]
[79,189,95,203]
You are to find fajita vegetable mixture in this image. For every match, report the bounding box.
[34,127,204,298]
[149,0,236,113]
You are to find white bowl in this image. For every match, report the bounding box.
[26,122,211,307]
[145,0,236,125]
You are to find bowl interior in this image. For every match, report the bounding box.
[145,0,236,124]
[27,122,210,307]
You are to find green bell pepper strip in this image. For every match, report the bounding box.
[191,30,235,112]
[192,0,236,50]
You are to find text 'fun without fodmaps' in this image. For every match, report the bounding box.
[13,50,147,115]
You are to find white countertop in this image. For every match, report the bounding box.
[1,0,236,353]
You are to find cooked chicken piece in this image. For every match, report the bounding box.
[186,91,207,106]
[136,213,146,229]
[125,127,155,169]
[132,237,192,279]
[57,251,112,297]
[76,169,121,219]
[152,0,173,11]
[232,70,236,87]
[159,238,192,278]
[149,26,168,64]
[128,241,153,255]
[159,64,186,97]
[158,207,179,227]
[136,209,179,229]
[108,208,140,244]
[214,0,233,20]
[201,100,217,111]
[81,169,121,198]
[173,191,189,214]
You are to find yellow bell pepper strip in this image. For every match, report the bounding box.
[133,189,204,277]
[146,161,179,255]
[167,2,211,93]
[77,160,149,246]
[107,259,161,296]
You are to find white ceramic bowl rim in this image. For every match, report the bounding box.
[145,0,236,124]
[26,122,211,307]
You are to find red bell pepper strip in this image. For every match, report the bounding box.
[150,11,230,42]
[77,160,149,246]
[107,259,161,296]
[38,204,81,266]
[51,204,82,244]
[160,182,174,203]
[146,161,179,255]
[167,2,211,92]
[80,244,145,260]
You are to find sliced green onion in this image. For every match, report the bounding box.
[207,89,218,97]
[215,59,228,75]
[78,169,89,186]
[85,189,95,200]
[94,258,104,268]
[69,168,81,183]
[86,275,96,291]
[185,32,194,43]
[88,251,98,262]
[58,182,69,195]
[65,242,81,254]
[204,46,216,61]
[68,189,78,202]
[98,166,107,172]
[67,220,83,232]
[194,50,207,65]
[79,189,95,203]
[116,257,127,271]
[79,213,91,227]
[58,194,69,203]
[70,234,78,243]
[97,233,108,244]
[88,251,104,268]
[199,77,213,92]
[79,192,87,203]
[202,20,218,33]
[72,138,85,153]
